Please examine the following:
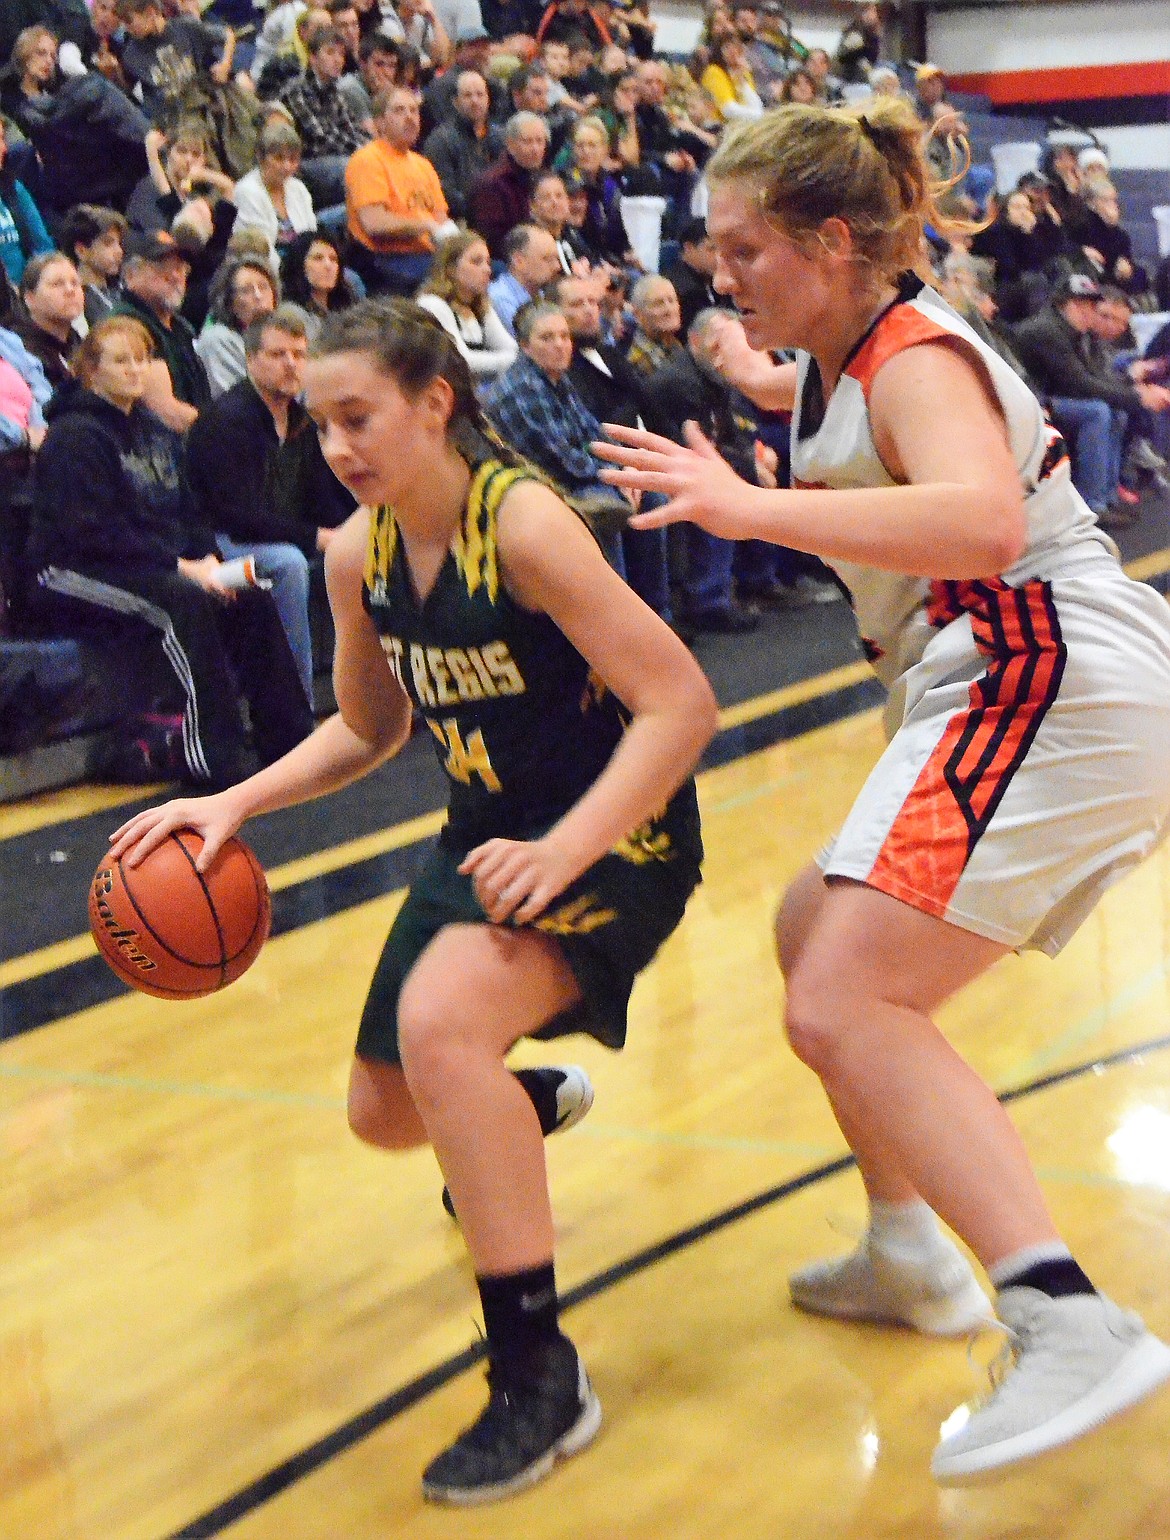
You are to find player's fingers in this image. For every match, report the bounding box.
[682,420,722,459]
[458,838,511,875]
[108,809,158,848]
[598,466,685,494]
[599,422,678,455]
[510,884,552,925]
[120,816,183,868]
[194,827,233,872]
[591,439,680,471]
[591,435,674,465]
[489,870,538,924]
[629,499,689,529]
[477,854,531,911]
[459,843,514,889]
[455,843,498,880]
[109,803,185,861]
[477,879,513,923]
[466,864,514,917]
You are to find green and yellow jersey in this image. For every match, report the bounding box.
[363,457,701,865]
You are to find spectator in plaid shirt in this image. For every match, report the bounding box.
[280,25,369,207]
[624,273,684,377]
[484,298,631,565]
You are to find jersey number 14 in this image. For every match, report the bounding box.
[428,717,503,792]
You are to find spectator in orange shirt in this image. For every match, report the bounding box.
[344,85,456,292]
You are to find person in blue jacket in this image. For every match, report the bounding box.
[0,117,53,285]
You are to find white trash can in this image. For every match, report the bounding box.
[1132,311,1170,354]
[1152,206,1170,258]
[990,141,1042,195]
[619,195,668,273]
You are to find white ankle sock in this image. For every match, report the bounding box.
[988,1241,1074,1291]
[867,1198,945,1262]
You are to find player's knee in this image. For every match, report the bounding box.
[774,895,797,977]
[774,865,826,979]
[396,982,462,1105]
[346,1061,423,1149]
[782,959,850,1076]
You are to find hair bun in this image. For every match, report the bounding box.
[856,110,904,156]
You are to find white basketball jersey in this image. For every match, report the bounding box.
[788,277,1109,689]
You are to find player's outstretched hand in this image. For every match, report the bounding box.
[459,837,575,926]
[592,421,757,539]
[108,792,245,873]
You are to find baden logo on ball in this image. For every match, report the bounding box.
[91,864,159,976]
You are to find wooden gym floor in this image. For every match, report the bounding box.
[4,519,1170,1540]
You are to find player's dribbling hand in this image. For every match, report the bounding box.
[108,793,245,872]
[459,837,575,926]
[593,421,757,539]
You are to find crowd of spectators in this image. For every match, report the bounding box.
[0,0,1168,779]
[934,122,1170,528]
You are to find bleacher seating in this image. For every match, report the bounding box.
[3,25,1170,803]
[1156,207,1170,258]
[990,141,1041,195]
[0,570,337,802]
[0,631,176,797]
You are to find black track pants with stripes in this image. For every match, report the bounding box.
[34,565,314,787]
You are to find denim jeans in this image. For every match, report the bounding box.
[681,527,736,615]
[216,534,313,706]
[348,247,434,295]
[1048,397,1126,513]
[621,493,671,620]
[298,155,351,209]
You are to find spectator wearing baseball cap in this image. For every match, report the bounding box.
[1013,272,1170,527]
[114,230,210,432]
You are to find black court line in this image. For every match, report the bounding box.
[0,675,885,1042]
[163,1029,1170,1540]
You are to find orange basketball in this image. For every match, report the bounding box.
[89,831,271,999]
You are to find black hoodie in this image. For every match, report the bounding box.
[28,379,215,578]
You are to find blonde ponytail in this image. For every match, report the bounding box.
[707,97,972,278]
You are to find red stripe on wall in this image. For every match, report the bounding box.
[947,59,1170,105]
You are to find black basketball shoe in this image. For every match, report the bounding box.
[422,1335,602,1505]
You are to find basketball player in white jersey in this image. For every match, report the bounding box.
[594,96,1170,1481]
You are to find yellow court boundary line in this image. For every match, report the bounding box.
[0,781,166,842]
[2,546,1168,992]
[1122,546,1170,584]
[714,658,872,730]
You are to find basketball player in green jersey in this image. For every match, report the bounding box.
[109,298,717,1505]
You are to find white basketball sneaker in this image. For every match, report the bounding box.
[932,1287,1170,1481]
[789,1232,995,1337]
[542,1065,595,1134]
